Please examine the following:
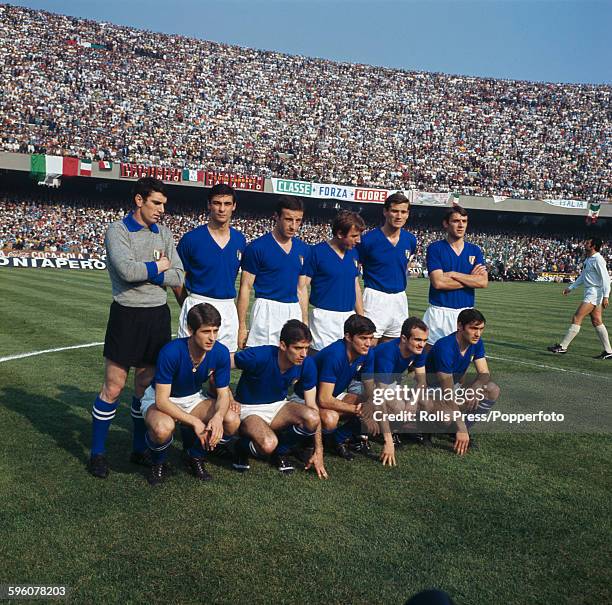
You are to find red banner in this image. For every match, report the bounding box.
[120,164,182,182]
[205,171,264,191]
[354,188,388,203]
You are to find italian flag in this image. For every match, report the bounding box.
[80,160,92,176]
[98,160,113,171]
[182,168,204,182]
[30,154,79,178]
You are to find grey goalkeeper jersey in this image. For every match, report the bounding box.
[104,214,184,307]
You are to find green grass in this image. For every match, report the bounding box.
[0,267,611,605]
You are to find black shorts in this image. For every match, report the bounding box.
[103,301,171,368]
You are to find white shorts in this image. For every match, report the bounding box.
[141,385,206,418]
[309,307,354,351]
[583,287,604,306]
[422,305,469,345]
[363,287,408,338]
[246,298,302,347]
[239,399,289,424]
[178,293,239,352]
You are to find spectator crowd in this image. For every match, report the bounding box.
[0,5,610,202]
[2,193,610,280]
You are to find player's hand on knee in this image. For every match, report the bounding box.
[192,418,209,447]
[454,431,470,456]
[205,414,224,450]
[353,403,363,417]
[230,399,241,414]
[380,443,396,466]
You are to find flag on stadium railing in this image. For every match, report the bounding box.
[182,168,204,182]
[586,201,601,225]
[30,154,79,178]
[79,160,92,176]
[98,160,113,171]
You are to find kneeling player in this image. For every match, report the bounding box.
[372,317,429,466]
[141,303,240,485]
[424,308,500,455]
[232,320,327,477]
[304,314,376,461]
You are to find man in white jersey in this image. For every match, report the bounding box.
[548,237,611,359]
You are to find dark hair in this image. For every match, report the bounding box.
[280,319,312,345]
[208,183,237,205]
[132,177,166,202]
[344,314,376,337]
[589,237,602,251]
[276,196,304,215]
[187,303,222,332]
[384,191,410,211]
[457,308,486,327]
[332,210,366,237]
[401,317,428,339]
[443,205,468,224]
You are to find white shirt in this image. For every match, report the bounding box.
[569,252,611,298]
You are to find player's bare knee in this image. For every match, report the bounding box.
[259,433,278,455]
[485,382,500,402]
[302,408,320,432]
[320,409,339,430]
[591,316,602,327]
[149,417,175,442]
[223,410,240,434]
[100,382,123,403]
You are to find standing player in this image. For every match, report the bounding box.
[424,308,500,455]
[237,197,310,348]
[232,320,327,477]
[372,317,429,467]
[89,177,184,478]
[305,314,376,461]
[174,184,246,352]
[357,192,417,345]
[423,206,488,346]
[299,210,365,352]
[141,303,240,485]
[548,237,611,358]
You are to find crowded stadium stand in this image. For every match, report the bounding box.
[0,4,610,202]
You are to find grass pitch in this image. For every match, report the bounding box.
[0,267,610,605]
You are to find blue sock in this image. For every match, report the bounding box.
[145,432,173,464]
[276,425,315,455]
[465,399,497,430]
[180,425,196,451]
[219,434,233,445]
[334,416,360,445]
[130,396,146,454]
[187,438,207,458]
[91,396,119,456]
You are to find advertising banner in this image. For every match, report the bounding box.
[205,172,265,191]
[0,256,106,270]
[120,164,182,182]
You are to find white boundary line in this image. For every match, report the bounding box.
[0,341,103,363]
[487,354,612,380]
[1,343,610,382]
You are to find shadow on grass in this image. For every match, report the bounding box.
[0,385,147,478]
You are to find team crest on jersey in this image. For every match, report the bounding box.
[299,255,304,266]
[469,256,475,264]
[237,250,242,261]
